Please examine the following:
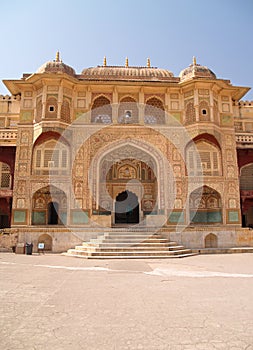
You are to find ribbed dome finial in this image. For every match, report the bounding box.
[103,56,107,67]
[193,56,197,65]
[125,57,129,68]
[55,51,60,62]
[147,57,151,68]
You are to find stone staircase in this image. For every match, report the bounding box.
[66,228,196,259]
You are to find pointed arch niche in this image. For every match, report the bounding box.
[144,97,165,124]
[189,186,222,224]
[118,96,139,124]
[32,185,67,225]
[91,95,112,124]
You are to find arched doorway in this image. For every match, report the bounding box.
[0,198,11,228]
[115,190,139,224]
[32,186,67,225]
[38,234,53,251]
[48,202,59,225]
[205,233,218,248]
[88,138,167,226]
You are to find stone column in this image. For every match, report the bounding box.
[210,90,214,122]
[194,89,199,122]
[112,87,118,123]
[41,85,47,119]
[139,88,144,124]
[57,85,63,119]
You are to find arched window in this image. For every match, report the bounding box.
[61,99,71,123]
[199,100,210,122]
[0,162,11,189]
[91,96,112,123]
[118,96,139,124]
[189,186,222,224]
[33,139,69,175]
[187,140,222,176]
[45,97,58,118]
[144,97,165,124]
[185,101,195,124]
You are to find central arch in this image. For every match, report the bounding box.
[115,190,139,224]
[89,138,168,211]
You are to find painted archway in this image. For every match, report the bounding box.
[88,139,169,223]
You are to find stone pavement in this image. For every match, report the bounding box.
[0,253,253,350]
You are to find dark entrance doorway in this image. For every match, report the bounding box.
[0,198,11,228]
[115,190,139,224]
[48,202,59,225]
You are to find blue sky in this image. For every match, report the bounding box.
[0,0,253,99]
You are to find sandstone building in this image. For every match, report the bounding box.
[1,53,253,254]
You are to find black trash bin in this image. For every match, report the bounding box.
[25,243,33,255]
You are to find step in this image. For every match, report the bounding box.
[67,249,88,256]
[74,246,187,253]
[104,232,161,237]
[99,238,169,243]
[103,235,159,239]
[89,249,192,257]
[65,253,197,259]
[83,242,179,248]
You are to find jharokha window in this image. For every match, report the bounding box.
[187,140,222,176]
[0,162,11,188]
[33,140,69,175]
[144,97,165,124]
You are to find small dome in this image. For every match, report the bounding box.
[179,57,216,81]
[37,52,76,77]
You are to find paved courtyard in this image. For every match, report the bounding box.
[0,253,253,350]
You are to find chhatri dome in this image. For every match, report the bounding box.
[36,51,76,77]
[179,57,216,81]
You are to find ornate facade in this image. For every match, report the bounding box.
[1,53,253,252]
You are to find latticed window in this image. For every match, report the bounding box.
[61,99,71,123]
[0,162,11,188]
[118,97,139,124]
[144,97,165,124]
[185,101,195,124]
[187,141,222,176]
[199,100,210,122]
[91,96,112,123]
[45,97,58,118]
[33,140,69,175]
